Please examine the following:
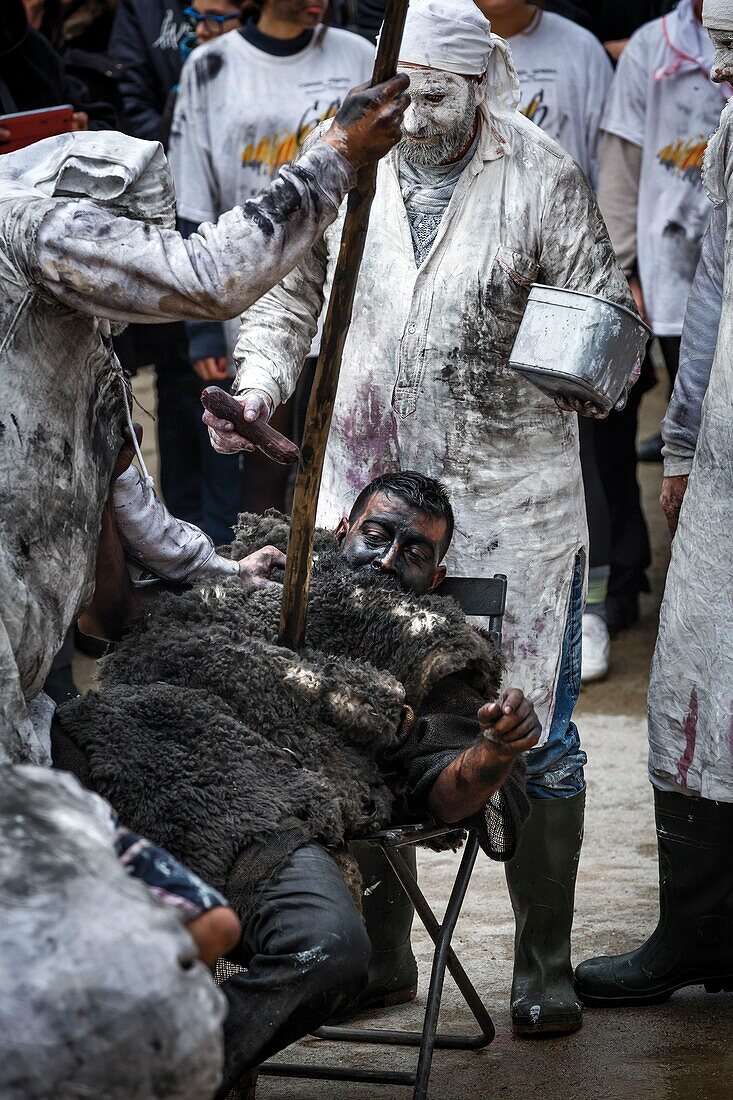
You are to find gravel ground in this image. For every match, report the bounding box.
[75,373,733,1099]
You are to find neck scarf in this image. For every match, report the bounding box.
[399,131,479,266]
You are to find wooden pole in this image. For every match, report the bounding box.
[278,0,410,651]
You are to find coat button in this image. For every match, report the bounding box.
[407,323,416,334]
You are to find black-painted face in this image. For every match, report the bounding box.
[339,491,448,596]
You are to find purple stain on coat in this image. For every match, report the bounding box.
[677,686,698,786]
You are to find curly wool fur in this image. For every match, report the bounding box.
[58,515,502,918]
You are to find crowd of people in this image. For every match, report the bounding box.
[1,0,733,1097]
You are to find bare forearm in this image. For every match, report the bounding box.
[428,689,541,823]
[429,739,513,824]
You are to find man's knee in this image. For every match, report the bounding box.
[316,907,372,1001]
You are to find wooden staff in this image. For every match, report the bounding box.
[278,0,410,651]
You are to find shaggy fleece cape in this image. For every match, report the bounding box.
[58,513,503,920]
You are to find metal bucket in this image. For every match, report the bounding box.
[508,284,651,413]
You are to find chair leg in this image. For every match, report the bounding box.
[385,835,493,1100]
[385,836,495,1043]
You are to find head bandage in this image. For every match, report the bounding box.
[398,0,494,76]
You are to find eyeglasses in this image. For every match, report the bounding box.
[183,7,243,32]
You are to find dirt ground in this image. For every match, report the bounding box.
[75,375,733,1100]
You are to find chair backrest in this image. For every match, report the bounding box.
[438,574,507,647]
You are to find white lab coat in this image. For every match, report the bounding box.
[648,100,733,801]
[0,130,353,765]
[234,83,634,739]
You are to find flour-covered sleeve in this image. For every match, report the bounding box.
[662,205,725,477]
[113,466,239,582]
[232,230,330,410]
[34,142,354,325]
[540,155,635,311]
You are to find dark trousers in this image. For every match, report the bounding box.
[217,843,371,1097]
[592,372,652,601]
[155,350,242,545]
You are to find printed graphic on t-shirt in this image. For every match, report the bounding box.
[657,135,709,187]
[241,98,341,177]
[520,89,548,128]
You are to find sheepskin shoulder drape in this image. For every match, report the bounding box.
[57,514,504,919]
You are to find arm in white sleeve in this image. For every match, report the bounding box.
[233,227,330,411]
[597,132,641,275]
[662,205,725,477]
[113,466,238,583]
[35,142,353,326]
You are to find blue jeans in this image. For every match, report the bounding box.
[525,553,587,799]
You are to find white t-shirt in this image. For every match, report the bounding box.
[506,10,613,185]
[170,26,374,224]
[169,25,373,356]
[601,4,730,335]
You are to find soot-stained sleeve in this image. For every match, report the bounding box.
[662,205,725,477]
[382,675,529,862]
[35,142,354,325]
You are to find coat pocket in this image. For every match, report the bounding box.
[479,246,539,363]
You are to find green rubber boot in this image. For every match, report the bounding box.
[505,789,585,1036]
[349,841,418,1011]
[575,789,733,1006]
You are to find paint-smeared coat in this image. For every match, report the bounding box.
[234,103,634,739]
[648,100,733,801]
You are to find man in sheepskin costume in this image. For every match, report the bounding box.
[54,468,539,1097]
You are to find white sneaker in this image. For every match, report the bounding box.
[581,613,610,683]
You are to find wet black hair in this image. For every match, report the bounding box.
[349,471,455,557]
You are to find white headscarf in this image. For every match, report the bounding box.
[0,131,176,228]
[703,0,733,30]
[396,0,520,122]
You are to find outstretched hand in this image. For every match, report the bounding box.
[478,689,542,756]
[237,545,286,590]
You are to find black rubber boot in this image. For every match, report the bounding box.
[575,789,733,1006]
[505,789,585,1036]
[348,841,418,1011]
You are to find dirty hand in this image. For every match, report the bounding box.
[112,423,143,481]
[194,356,230,382]
[237,545,287,589]
[203,389,272,454]
[70,111,89,132]
[478,689,541,756]
[660,474,688,536]
[554,395,608,419]
[323,74,410,171]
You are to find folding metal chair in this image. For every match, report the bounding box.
[259,574,508,1100]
